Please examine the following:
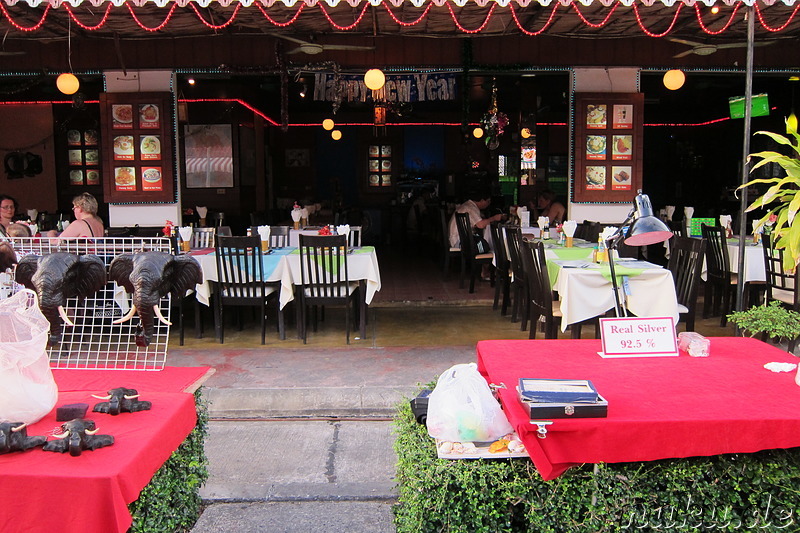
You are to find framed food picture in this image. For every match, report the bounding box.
[67,130,82,146]
[100,92,175,202]
[69,169,84,186]
[573,93,643,203]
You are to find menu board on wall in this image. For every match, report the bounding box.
[99,92,174,203]
[63,128,101,186]
[573,93,643,203]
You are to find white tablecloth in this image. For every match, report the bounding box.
[191,247,381,310]
[700,241,765,283]
[289,229,324,247]
[551,260,679,331]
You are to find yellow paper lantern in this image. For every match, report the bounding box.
[521,127,531,139]
[663,69,686,91]
[364,69,386,91]
[472,127,484,139]
[56,73,80,95]
[331,129,342,141]
[787,113,798,135]
[322,118,335,131]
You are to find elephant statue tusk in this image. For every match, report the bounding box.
[57,305,74,327]
[52,431,69,439]
[112,304,137,325]
[91,394,113,400]
[123,394,140,400]
[84,428,99,435]
[153,304,172,326]
[10,423,27,433]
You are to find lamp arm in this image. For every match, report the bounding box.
[605,208,636,250]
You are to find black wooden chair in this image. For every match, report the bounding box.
[667,236,706,331]
[504,226,528,327]
[455,212,494,293]
[438,207,461,279]
[214,235,284,344]
[297,234,361,344]
[763,233,800,350]
[521,239,562,339]
[701,224,737,326]
[489,221,511,314]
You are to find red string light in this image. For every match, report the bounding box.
[317,2,370,31]
[64,3,113,31]
[188,2,240,31]
[255,2,305,27]
[0,2,50,31]
[571,1,619,29]
[446,1,496,34]
[382,1,432,27]
[693,2,739,35]
[509,2,559,36]
[755,1,800,32]
[126,2,177,32]
[632,1,683,38]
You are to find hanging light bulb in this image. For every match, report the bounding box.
[322,118,335,131]
[56,73,80,95]
[331,130,342,141]
[663,69,686,91]
[364,69,386,91]
[472,127,484,139]
[521,128,532,139]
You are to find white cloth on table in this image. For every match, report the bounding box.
[448,200,483,248]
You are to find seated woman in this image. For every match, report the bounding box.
[0,194,18,238]
[47,193,104,239]
[532,189,566,226]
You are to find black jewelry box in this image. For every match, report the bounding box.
[517,379,608,420]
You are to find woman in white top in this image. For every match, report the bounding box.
[48,193,105,239]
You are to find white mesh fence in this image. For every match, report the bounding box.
[2,237,176,370]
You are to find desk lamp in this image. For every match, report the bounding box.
[607,190,673,317]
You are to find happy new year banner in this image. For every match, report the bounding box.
[314,73,458,104]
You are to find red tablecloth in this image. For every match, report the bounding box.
[477,337,800,481]
[0,366,212,533]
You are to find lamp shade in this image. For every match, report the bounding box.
[322,118,335,131]
[56,73,80,95]
[364,69,386,91]
[472,127,484,139]
[663,69,685,91]
[331,129,342,141]
[623,193,672,246]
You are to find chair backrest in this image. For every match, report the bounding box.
[489,222,509,272]
[214,235,266,305]
[668,220,686,238]
[763,233,800,307]
[504,225,524,283]
[455,212,478,260]
[579,221,601,243]
[192,227,216,249]
[250,225,291,248]
[521,239,555,318]
[347,226,362,248]
[701,224,731,281]
[217,225,233,237]
[667,236,707,307]
[438,208,455,250]
[298,234,350,300]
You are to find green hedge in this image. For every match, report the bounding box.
[394,396,800,532]
[128,388,209,533]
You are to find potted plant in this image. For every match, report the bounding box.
[727,301,800,352]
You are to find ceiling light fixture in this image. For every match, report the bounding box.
[331,129,342,141]
[663,69,686,91]
[57,18,79,95]
[472,127,484,139]
[322,118,335,130]
[364,69,386,91]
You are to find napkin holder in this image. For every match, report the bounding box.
[517,378,607,419]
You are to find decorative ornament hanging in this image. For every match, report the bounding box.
[480,79,508,150]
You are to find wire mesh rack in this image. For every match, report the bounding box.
[3,236,177,370]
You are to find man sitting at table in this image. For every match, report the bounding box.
[448,187,504,249]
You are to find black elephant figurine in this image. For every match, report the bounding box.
[15,252,107,346]
[0,422,47,455]
[42,418,114,457]
[109,251,202,347]
[92,387,152,416]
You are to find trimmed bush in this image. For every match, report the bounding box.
[129,388,209,533]
[394,394,800,532]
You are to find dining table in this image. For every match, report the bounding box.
[700,237,765,283]
[476,336,800,481]
[542,240,679,331]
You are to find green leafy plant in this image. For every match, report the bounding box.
[128,389,209,533]
[739,126,800,270]
[727,301,800,344]
[394,388,800,532]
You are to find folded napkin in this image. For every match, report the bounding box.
[562,220,578,238]
[764,362,797,373]
[306,204,317,216]
[665,205,676,220]
[290,208,302,222]
[537,216,549,229]
[519,211,530,228]
[61,220,70,231]
[720,215,732,229]
[300,207,309,219]
[27,209,38,221]
[336,224,350,240]
[178,226,193,242]
[600,226,618,241]
[752,219,762,235]
[684,206,694,220]
[257,225,270,241]
[196,206,208,219]
[27,223,38,236]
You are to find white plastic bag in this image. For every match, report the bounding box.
[426,363,513,442]
[0,289,58,425]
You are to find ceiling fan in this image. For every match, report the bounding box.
[668,37,777,58]
[275,35,374,55]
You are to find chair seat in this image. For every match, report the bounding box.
[476,252,494,260]
[450,246,460,253]
[551,300,562,318]
[677,303,689,314]
[220,284,278,298]
[772,287,795,305]
[302,281,359,297]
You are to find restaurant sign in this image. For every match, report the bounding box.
[314,73,457,103]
